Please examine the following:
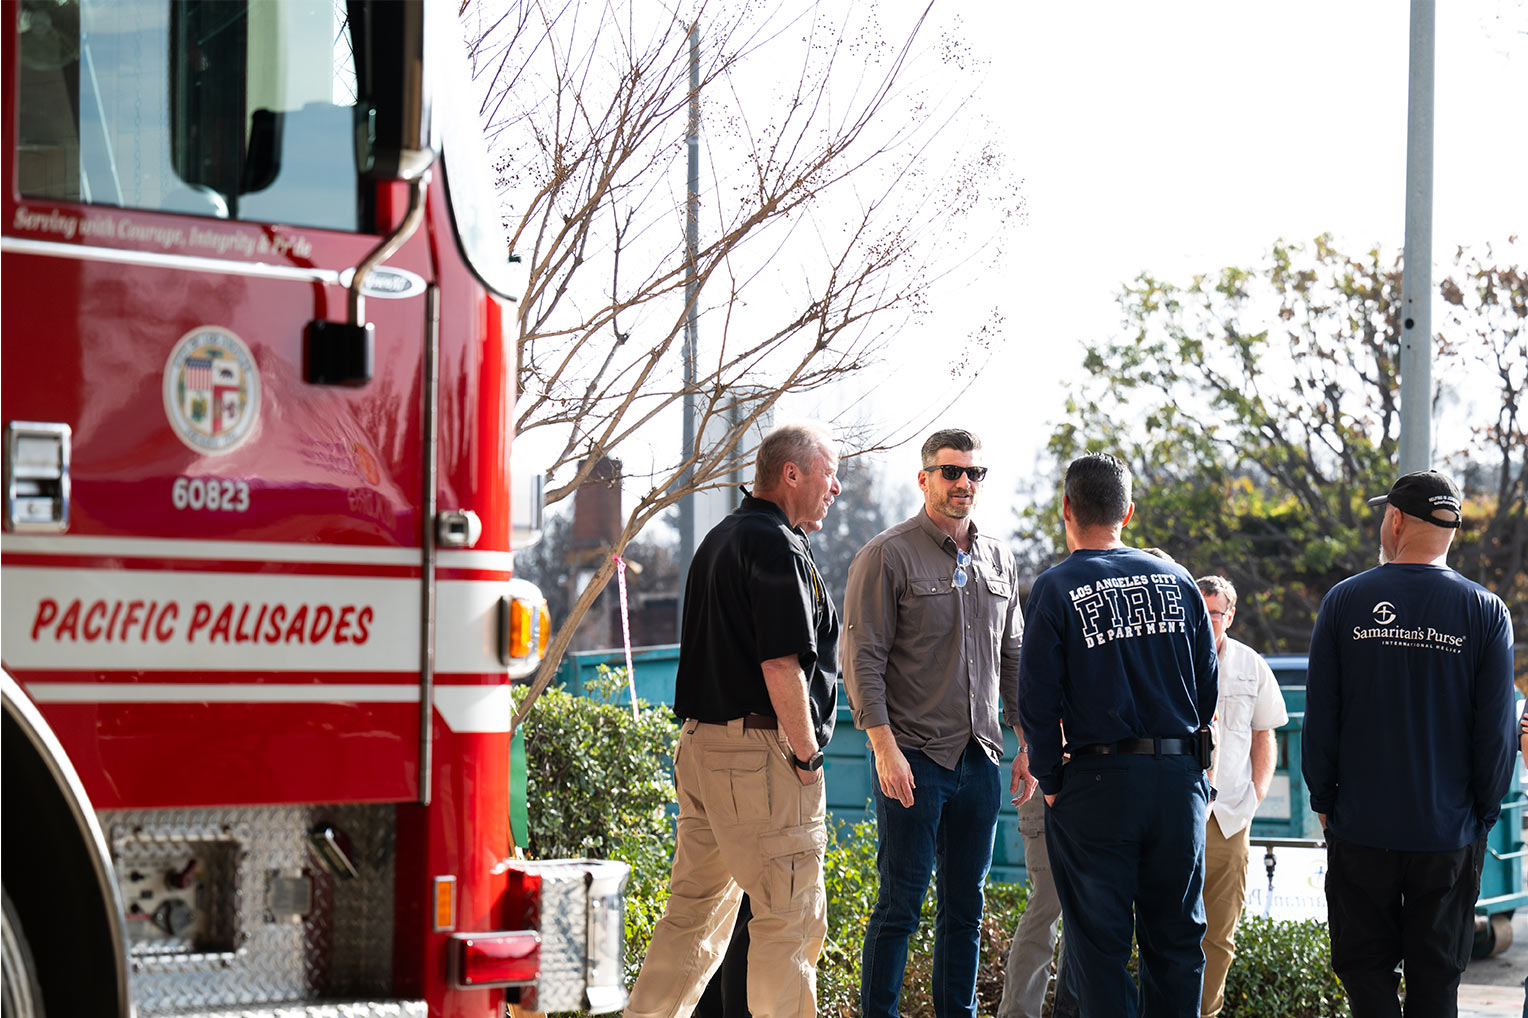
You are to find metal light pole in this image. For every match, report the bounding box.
[677,22,700,637]
[1398,0,1435,474]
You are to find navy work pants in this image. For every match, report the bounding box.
[1045,752,1209,1018]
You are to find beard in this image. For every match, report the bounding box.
[1377,543,1392,566]
[932,490,974,519]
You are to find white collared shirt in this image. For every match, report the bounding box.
[1209,637,1290,836]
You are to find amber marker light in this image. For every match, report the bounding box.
[433,875,456,931]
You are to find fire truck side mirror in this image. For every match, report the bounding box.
[351,0,436,182]
[303,321,374,388]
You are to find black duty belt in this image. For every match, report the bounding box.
[696,713,778,730]
[1068,737,1195,757]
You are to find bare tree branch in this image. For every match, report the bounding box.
[461,0,1023,718]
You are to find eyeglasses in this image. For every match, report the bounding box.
[1207,610,1232,620]
[924,464,988,482]
[953,549,971,588]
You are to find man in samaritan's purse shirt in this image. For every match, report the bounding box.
[1302,470,1515,1018]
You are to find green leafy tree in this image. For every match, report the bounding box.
[1021,236,1526,659]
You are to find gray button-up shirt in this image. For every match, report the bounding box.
[841,511,1024,768]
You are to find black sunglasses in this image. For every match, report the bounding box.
[924,464,988,482]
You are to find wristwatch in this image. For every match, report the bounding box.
[793,750,825,772]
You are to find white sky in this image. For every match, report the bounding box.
[497,1,1527,536]
[811,0,1527,529]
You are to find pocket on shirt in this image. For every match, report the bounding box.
[1222,692,1257,733]
[902,577,957,644]
[710,749,774,824]
[909,576,955,598]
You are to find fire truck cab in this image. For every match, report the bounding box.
[1,3,625,1016]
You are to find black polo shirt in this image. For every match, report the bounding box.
[673,494,839,748]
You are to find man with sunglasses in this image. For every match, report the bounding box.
[842,428,1026,1018]
[1194,575,1287,1018]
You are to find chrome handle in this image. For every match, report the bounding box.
[5,421,71,532]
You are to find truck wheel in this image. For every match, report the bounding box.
[1486,913,1515,957]
[1472,912,1515,959]
[1,888,45,1018]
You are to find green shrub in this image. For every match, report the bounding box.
[613,822,677,983]
[512,675,678,859]
[1222,915,1349,1018]
[819,815,882,1014]
[511,675,679,984]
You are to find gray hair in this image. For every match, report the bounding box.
[754,423,834,489]
[1196,575,1238,609]
[1064,453,1132,528]
[920,428,981,467]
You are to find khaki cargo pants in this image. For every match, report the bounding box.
[624,718,828,1018]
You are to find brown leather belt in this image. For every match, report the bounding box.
[696,713,778,730]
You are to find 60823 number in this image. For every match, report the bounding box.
[172,477,250,512]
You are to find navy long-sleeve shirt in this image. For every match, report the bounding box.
[1301,562,1515,852]
[1018,548,1219,795]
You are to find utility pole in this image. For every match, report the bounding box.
[677,21,700,637]
[1398,0,1435,473]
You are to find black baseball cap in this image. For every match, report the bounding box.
[1367,470,1463,529]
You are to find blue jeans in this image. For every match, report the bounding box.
[861,740,1001,1018]
[1045,752,1209,1018]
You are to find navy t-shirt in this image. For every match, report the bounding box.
[1017,547,1219,795]
[1302,563,1515,851]
[673,495,839,748]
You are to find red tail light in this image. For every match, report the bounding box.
[452,930,541,987]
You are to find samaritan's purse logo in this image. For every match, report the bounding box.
[1372,601,1397,626]
[162,327,261,454]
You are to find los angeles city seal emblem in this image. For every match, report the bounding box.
[162,327,261,454]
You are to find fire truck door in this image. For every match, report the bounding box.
[1,0,431,809]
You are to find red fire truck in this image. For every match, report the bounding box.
[1,3,627,1016]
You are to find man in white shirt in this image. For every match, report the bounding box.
[1197,575,1289,1018]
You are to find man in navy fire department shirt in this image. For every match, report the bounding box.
[1018,453,1218,1017]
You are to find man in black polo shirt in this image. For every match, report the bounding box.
[624,423,841,1018]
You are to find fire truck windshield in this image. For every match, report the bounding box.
[16,0,364,233]
[437,20,520,300]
